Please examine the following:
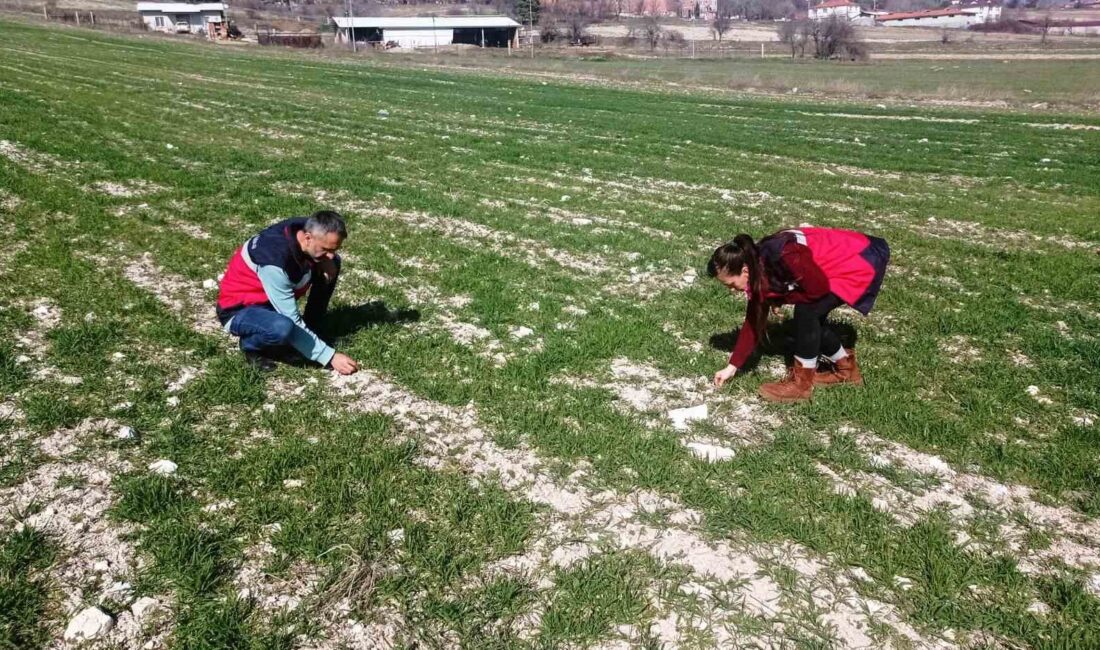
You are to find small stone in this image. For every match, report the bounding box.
[166,396,180,407]
[148,459,177,475]
[1027,601,1050,616]
[116,426,136,440]
[165,143,175,149]
[64,607,114,642]
[684,441,734,462]
[100,581,133,604]
[894,576,914,591]
[201,279,217,289]
[262,403,276,413]
[131,597,163,623]
[387,528,405,544]
[283,479,303,489]
[510,326,534,339]
[560,195,570,202]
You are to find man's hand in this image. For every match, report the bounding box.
[315,257,339,284]
[330,352,359,375]
[713,364,737,388]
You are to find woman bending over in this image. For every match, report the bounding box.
[709,227,889,403]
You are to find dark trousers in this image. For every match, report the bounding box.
[792,293,845,361]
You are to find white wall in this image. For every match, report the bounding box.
[880,13,980,28]
[810,5,861,21]
[382,28,455,48]
[140,10,222,34]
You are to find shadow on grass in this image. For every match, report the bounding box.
[323,300,421,340]
[709,320,857,372]
[264,301,421,368]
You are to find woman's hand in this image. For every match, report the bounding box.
[713,364,737,388]
[771,305,784,318]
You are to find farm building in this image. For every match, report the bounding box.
[810,0,861,21]
[809,0,877,25]
[332,16,521,49]
[137,2,227,36]
[877,3,1001,28]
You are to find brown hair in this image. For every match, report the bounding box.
[707,233,788,343]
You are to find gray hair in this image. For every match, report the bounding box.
[305,210,347,239]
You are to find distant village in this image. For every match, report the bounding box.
[129,0,1100,47]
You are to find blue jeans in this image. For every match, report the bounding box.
[228,306,296,354]
[224,259,339,356]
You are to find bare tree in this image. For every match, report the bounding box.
[542,0,594,44]
[1039,11,1052,44]
[777,19,809,57]
[640,15,664,48]
[808,16,866,60]
[711,0,733,40]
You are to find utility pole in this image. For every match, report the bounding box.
[344,0,355,52]
[528,0,534,58]
[432,14,438,53]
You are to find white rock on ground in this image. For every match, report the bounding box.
[115,426,136,440]
[64,607,114,642]
[99,581,133,603]
[684,441,735,462]
[201,278,217,289]
[510,326,534,339]
[130,596,164,623]
[667,404,708,431]
[148,459,177,475]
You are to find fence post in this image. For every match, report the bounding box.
[76,11,80,25]
[43,5,47,20]
[91,12,95,25]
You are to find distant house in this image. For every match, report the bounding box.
[137,2,227,37]
[332,16,521,49]
[810,0,862,21]
[877,3,1000,28]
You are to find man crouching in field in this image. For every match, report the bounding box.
[215,211,359,375]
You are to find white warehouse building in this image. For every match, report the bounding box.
[333,16,521,49]
[137,2,227,35]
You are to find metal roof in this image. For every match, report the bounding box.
[878,7,973,20]
[136,2,226,12]
[332,16,521,29]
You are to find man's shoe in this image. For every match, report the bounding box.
[759,365,816,403]
[268,345,308,365]
[242,350,276,372]
[815,350,863,387]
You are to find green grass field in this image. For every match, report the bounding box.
[390,51,1100,109]
[1,19,1099,649]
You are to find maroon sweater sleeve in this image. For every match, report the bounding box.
[779,242,830,303]
[728,299,759,369]
[728,244,829,368]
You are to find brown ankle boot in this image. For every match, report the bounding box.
[759,365,816,403]
[815,350,863,387]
